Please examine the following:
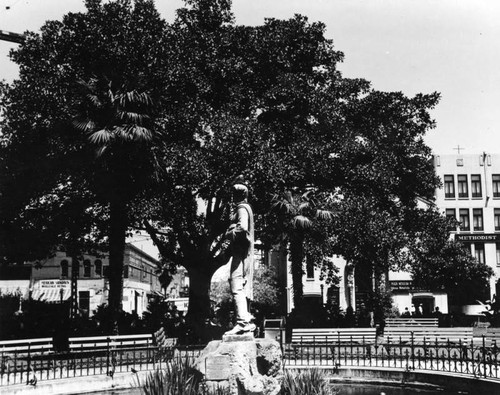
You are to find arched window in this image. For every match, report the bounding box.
[83,259,91,277]
[61,260,69,278]
[95,260,102,277]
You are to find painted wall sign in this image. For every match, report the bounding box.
[455,233,500,243]
[38,279,71,289]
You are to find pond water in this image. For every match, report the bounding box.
[332,384,463,394]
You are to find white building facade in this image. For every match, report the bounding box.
[6,244,163,317]
[433,153,500,314]
[284,153,500,317]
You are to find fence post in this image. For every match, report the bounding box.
[25,343,31,385]
[482,334,487,378]
[106,337,110,376]
[410,331,415,370]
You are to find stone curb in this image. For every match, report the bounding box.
[0,370,147,395]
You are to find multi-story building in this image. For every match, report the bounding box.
[283,153,500,317]
[433,153,500,314]
[1,244,163,317]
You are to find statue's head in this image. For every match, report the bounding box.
[232,175,249,203]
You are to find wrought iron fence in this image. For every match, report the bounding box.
[2,336,500,387]
[284,336,500,380]
[0,338,204,387]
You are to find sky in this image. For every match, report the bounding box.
[1,0,499,156]
[1,0,499,258]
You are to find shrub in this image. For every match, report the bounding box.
[281,369,337,395]
[139,358,229,395]
[140,358,336,395]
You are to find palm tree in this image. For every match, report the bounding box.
[271,189,334,310]
[74,75,156,333]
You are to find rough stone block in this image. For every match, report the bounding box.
[194,338,283,395]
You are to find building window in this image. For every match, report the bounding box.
[457,175,468,198]
[459,209,470,231]
[473,208,484,231]
[471,174,482,198]
[445,209,457,231]
[83,259,91,277]
[444,175,455,198]
[497,244,500,266]
[61,260,69,278]
[124,266,129,278]
[95,259,102,276]
[493,175,500,198]
[495,209,500,231]
[103,266,109,278]
[475,243,485,264]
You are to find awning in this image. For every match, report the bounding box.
[32,288,71,302]
[411,292,434,299]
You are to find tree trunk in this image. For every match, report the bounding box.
[290,233,305,310]
[108,199,128,334]
[185,264,216,343]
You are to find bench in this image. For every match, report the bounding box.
[473,327,500,347]
[0,338,54,374]
[291,328,377,345]
[386,318,438,327]
[383,327,473,345]
[153,327,178,360]
[0,337,53,356]
[68,334,153,353]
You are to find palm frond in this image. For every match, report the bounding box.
[284,190,294,203]
[272,199,295,214]
[297,201,310,212]
[292,215,312,229]
[89,128,114,144]
[315,209,335,221]
[73,119,96,132]
[117,125,153,141]
[86,93,102,108]
[117,110,150,123]
[96,145,108,157]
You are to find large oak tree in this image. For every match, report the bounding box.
[1,0,490,337]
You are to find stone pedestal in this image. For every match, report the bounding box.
[195,334,283,395]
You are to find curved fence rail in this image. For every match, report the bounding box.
[1,335,500,387]
[285,336,500,380]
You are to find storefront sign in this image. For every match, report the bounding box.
[38,279,70,289]
[455,233,500,243]
[167,297,189,312]
[390,280,413,291]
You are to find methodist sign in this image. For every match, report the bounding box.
[455,233,500,243]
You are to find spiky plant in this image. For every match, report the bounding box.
[281,369,337,395]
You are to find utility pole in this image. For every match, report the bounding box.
[0,30,25,44]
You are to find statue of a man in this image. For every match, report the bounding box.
[224,177,256,335]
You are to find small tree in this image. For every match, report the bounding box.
[269,189,335,309]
